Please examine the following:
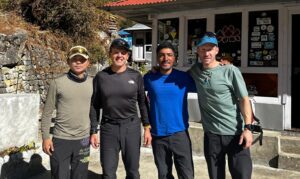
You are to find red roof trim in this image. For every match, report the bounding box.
[105,0,175,7]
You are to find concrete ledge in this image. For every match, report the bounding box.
[251,131,280,167]
[278,152,300,171]
[280,136,300,155]
[188,122,282,168]
[0,94,40,151]
[189,122,204,155]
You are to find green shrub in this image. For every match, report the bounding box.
[88,43,108,64]
[19,0,99,39]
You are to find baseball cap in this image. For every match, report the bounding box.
[110,38,131,52]
[68,45,89,60]
[197,32,218,47]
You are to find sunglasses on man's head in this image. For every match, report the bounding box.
[112,39,130,49]
[68,46,89,57]
[200,32,217,38]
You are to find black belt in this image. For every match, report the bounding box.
[101,116,136,125]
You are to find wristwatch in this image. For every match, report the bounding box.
[244,124,253,131]
[90,129,98,135]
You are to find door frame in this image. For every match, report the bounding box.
[287,7,300,129]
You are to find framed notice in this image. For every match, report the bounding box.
[248,10,278,67]
[215,13,242,66]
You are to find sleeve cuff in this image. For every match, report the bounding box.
[143,124,151,129]
[90,128,98,135]
[42,133,50,140]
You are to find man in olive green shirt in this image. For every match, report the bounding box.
[41,45,93,179]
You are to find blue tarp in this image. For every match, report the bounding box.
[118,29,131,36]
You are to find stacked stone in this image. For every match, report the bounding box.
[0,31,69,105]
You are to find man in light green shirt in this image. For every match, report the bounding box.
[189,32,253,179]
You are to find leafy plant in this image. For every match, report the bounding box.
[0,141,37,157]
[88,42,109,64]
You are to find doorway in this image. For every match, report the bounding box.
[291,14,300,129]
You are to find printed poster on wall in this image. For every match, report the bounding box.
[215,13,242,66]
[248,10,278,67]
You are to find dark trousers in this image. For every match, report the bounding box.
[100,117,141,179]
[204,132,252,179]
[152,130,194,179]
[50,137,90,179]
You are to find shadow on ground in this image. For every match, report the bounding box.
[0,153,102,179]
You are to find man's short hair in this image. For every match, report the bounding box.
[156,41,176,54]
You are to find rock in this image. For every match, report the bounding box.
[0,88,7,93]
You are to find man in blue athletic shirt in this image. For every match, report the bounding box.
[144,41,196,179]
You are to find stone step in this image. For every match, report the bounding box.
[37,125,300,173]
[278,152,300,171]
[280,136,300,155]
[188,122,300,172]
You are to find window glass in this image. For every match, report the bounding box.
[158,18,179,60]
[215,13,242,66]
[243,73,277,97]
[185,18,207,66]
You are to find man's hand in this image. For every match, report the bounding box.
[145,66,159,74]
[90,134,100,149]
[239,129,253,149]
[143,127,152,147]
[151,66,159,73]
[42,138,54,156]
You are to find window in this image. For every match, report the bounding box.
[248,10,278,67]
[215,13,242,66]
[243,73,277,97]
[185,18,207,66]
[158,18,179,56]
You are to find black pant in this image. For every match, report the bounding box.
[100,117,141,179]
[152,130,194,179]
[204,132,252,179]
[50,137,90,179]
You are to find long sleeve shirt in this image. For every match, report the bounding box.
[41,73,93,140]
[90,67,150,132]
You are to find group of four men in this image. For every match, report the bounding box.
[41,32,253,179]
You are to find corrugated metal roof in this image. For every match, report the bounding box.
[105,0,175,7]
[123,23,151,31]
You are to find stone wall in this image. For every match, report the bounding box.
[0,30,69,106]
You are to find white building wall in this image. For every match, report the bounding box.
[150,3,300,130]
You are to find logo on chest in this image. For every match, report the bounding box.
[128,80,135,84]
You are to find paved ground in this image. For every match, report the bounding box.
[5,146,300,179]
[87,147,300,179]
